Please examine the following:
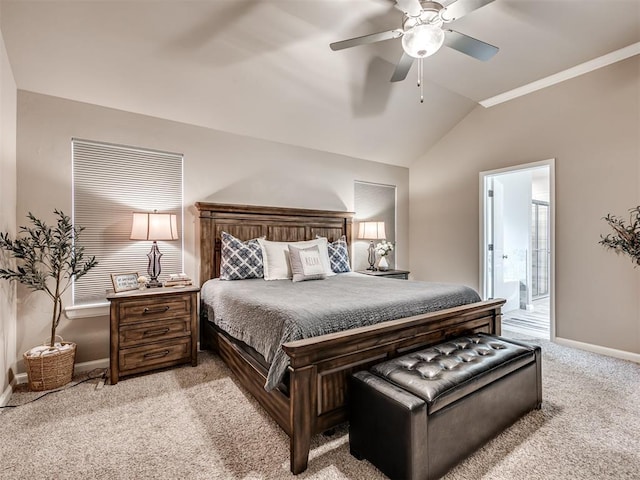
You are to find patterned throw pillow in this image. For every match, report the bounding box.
[327,236,351,273]
[220,231,264,280]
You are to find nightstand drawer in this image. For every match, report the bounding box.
[356,269,410,280]
[119,337,191,372]
[119,317,191,347]
[381,273,409,280]
[118,294,192,324]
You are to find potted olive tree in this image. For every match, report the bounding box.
[0,210,97,391]
[599,206,640,267]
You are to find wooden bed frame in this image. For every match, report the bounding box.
[195,202,505,475]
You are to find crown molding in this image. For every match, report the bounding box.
[480,42,640,108]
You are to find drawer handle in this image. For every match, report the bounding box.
[143,350,170,360]
[142,328,170,337]
[143,306,170,314]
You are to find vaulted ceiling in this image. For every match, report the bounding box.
[1,0,639,167]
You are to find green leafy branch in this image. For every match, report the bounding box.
[0,210,98,347]
[599,206,640,267]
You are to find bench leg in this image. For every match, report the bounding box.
[350,447,364,461]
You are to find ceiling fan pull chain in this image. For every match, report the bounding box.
[419,58,424,103]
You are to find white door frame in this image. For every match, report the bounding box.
[479,159,556,341]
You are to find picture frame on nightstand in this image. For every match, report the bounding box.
[110,272,140,293]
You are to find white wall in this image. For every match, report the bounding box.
[0,11,17,400]
[410,57,640,355]
[15,91,410,367]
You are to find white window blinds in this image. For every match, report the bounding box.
[72,139,183,305]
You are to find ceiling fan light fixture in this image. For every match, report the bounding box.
[401,24,445,58]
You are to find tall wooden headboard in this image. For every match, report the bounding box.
[195,202,354,283]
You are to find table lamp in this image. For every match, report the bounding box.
[130,210,178,288]
[357,221,386,271]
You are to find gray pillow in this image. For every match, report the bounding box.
[288,245,327,283]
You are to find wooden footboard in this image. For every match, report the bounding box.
[201,297,504,474]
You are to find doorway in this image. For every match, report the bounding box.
[480,160,555,340]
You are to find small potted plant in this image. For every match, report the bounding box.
[375,240,394,271]
[0,210,97,391]
[599,206,640,267]
[137,275,149,290]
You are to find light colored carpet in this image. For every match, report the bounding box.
[1,334,639,479]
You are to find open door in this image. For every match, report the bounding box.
[486,172,532,313]
[480,161,554,340]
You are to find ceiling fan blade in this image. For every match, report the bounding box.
[444,29,498,61]
[441,0,495,22]
[330,29,403,51]
[390,52,415,82]
[394,0,423,17]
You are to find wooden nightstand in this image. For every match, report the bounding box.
[357,269,410,280]
[106,285,200,385]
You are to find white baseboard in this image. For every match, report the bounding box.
[555,336,640,364]
[13,357,110,386]
[1,380,15,407]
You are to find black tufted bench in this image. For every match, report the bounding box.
[349,334,541,480]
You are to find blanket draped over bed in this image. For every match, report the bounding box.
[201,272,481,390]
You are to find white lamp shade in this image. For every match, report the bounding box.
[401,24,445,58]
[357,221,386,240]
[130,212,179,241]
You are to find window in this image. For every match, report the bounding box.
[72,139,183,305]
[354,181,397,271]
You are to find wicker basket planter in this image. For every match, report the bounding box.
[23,339,76,391]
[1,211,96,393]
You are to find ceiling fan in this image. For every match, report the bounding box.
[330,0,498,101]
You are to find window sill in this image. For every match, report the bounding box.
[64,302,109,319]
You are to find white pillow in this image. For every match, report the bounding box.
[258,237,335,280]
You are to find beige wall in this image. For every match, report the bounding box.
[409,57,640,355]
[0,14,17,398]
[15,90,409,368]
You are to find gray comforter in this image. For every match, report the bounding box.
[201,272,481,391]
